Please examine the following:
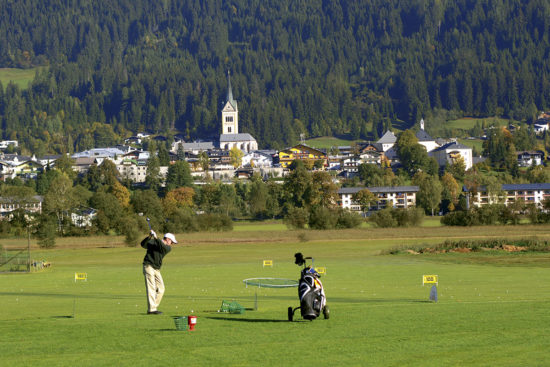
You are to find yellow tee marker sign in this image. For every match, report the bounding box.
[75,272,88,282]
[262,260,273,267]
[422,275,438,286]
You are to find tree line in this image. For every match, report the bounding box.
[1,0,550,154]
[4,121,550,246]
[0,157,364,247]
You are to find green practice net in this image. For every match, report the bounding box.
[220,300,246,314]
[0,248,30,272]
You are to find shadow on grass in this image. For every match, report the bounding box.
[0,292,140,300]
[329,297,423,303]
[205,316,289,323]
[160,329,190,332]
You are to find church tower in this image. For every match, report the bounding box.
[221,71,238,134]
[219,71,258,152]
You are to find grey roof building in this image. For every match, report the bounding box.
[431,141,473,169]
[376,131,397,152]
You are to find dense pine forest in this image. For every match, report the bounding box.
[1,0,550,155]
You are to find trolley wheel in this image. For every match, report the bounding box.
[323,305,330,319]
[288,307,293,322]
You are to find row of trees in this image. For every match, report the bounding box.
[1,156,365,246]
[2,1,550,154]
[348,126,550,217]
[441,201,550,226]
[4,122,550,246]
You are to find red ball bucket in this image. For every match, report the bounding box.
[188,315,197,331]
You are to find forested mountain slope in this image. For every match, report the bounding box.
[1,0,549,154]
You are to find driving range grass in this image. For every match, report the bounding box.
[2,225,550,366]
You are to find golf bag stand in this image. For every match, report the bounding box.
[288,253,329,322]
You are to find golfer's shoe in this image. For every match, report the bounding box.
[147,310,163,315]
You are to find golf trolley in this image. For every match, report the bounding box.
[288,253,329,322]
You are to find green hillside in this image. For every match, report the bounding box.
[0,1,549,152]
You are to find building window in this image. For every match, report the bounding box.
[226,116,233,122]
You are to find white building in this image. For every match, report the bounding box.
[416,125,439,152]
[0,140,18,149]
[376,131,397,152]
[517,151,544,167]
[70,207,97,227]
[117,159,149,183]
[218,71,258,153]
[72,157,98,174]
[220,134,258,152]
[431,141,473,170]
[37,154,62,167]
[72,147,127,159]
[171,141,215,155]
[0,195,43,219]
[242,151,273,168]
[341,151,381,177]
[466,183,550,208]
[338,186,419,212]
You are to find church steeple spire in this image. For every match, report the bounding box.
[222,70,238,135]
[227,70,237,109]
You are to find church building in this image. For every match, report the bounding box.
[219,72,258,152]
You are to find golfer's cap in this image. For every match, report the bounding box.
[164,233,177,244]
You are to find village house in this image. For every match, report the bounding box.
[340,150,382,177]
[533,113,550,134]
[72,147,127,160]
[326,154,345,170]
[0,140,18,149]
[431,141,473,170]
[517,151,544,167]
[376,131,397,152]
[465,183,550,208]
[338,186,419,213]
[1,153,33,166]
[278,144,327,169]
[341,155,362,177]
[171,141,215,155]
[416,120,439,152]
[0,161,12,180]
[116,159,149,183]
[120,150,150,162]
[70,206,97,227]
[11,160,44,180]
[0,195,43,219]
[36,154,62,167]
[72,157,99,174]
[124,133,151,145]
[242,150,274,168]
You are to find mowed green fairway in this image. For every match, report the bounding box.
[2,225,550,366]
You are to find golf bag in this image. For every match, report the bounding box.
[288,253,329,321]
[298,266,326,320]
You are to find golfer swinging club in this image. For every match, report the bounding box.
[141,228,177,315]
